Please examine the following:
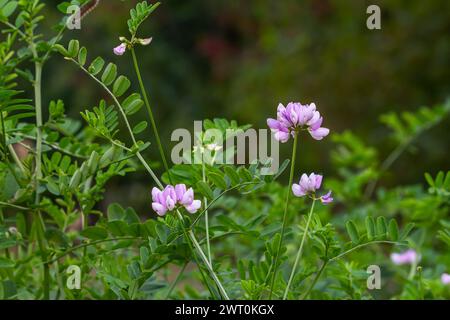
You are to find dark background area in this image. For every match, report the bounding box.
[40,0,449,211]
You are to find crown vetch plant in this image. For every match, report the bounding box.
[0,0,449,301]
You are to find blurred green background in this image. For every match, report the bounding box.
[41,0,449,211]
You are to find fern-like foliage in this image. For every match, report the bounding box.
[55,40,147,145]
[380,100,450,144]
[127,1,160,37]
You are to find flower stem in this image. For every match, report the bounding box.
[33,60,50,300]
[283,199,316,299]
[301,260,328,300]
[202,159,212,265]
[268,132,299,299]
[130,47,172,183]
[164,261,188,299]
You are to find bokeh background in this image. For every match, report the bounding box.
[41,0,449,211]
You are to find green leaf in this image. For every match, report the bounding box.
[424,172,434,187]
[132,121,147,134]
[238,167,253,182]
[124,207,140,224]
[101,63,117,86]
[122,94,143,115]
[388,219,399,241]
[224,166,240,186]
[107,203,124,221]
[345,220,359,244]
[53,44,69,56]
[208,172,227,190]
[400,223,415,240]
[1,1,18,18]
[68,169,82,189]
[78,47,87,66]
[112,76,131,97]
[67,39,79,58]
[376,216,387,236]
[196,181,214,200]
[80,226,108,240]
[0,257,14,269]
[88,57,105,75]
[107,221,130,236]
[365,216,375,241]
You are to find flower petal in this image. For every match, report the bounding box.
[292,183,306,197]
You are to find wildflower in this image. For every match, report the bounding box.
[152,184,201,216]
[174,184,202,213]
[292,172,333,204]
[320,191,334,204]
[441,273,450,285]
[137,37,152,46]
[113,43,127,56]
[267,102,330,142]
[151,185,177,216]
[205,143,223,152]
[390,249,419,265]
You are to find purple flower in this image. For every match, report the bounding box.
[267,102,330,142]
[174,184,202,214]
[390,249,419,265]
[113,43,127,56]
[292,172,333,204]
[320,191,334,204]
[441,273,450,285]
[151,185,177,216]
[152,184,201,216]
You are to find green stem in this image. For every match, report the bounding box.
[301,260,328,300]
[0,108,6,159]
[0,202,30,211]
[130,47,172,183]
[284,199,316,299]
[268,132,298,299]
[202,159,212,265]
[164,262,188,299]
[33,59,50,300]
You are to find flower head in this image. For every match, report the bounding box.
[292,172,333,204]
[390,249,419,265]
[441,273,450,285]
[152,184,201,216]
[267,102,329,142]
[113,43,127,56]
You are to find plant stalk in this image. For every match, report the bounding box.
[130,47,172,183]
[268,132,299,299]
[284,199,316,299]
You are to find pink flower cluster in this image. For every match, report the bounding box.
[390,249,419,265]
[292,173,333,204]
[267,102,330,142]
[152,184,201,216]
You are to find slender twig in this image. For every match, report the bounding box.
[43,236,143,264]
[202,159,212,265]
[130,47,172,183]
[164,262,188,299]
[300,260,328,300]
[284,199,316,299]
[190,181,260,227]
[0,201,30,211]
[268,132,299,299]
[364,138,412,199]
[328,240,405,262]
